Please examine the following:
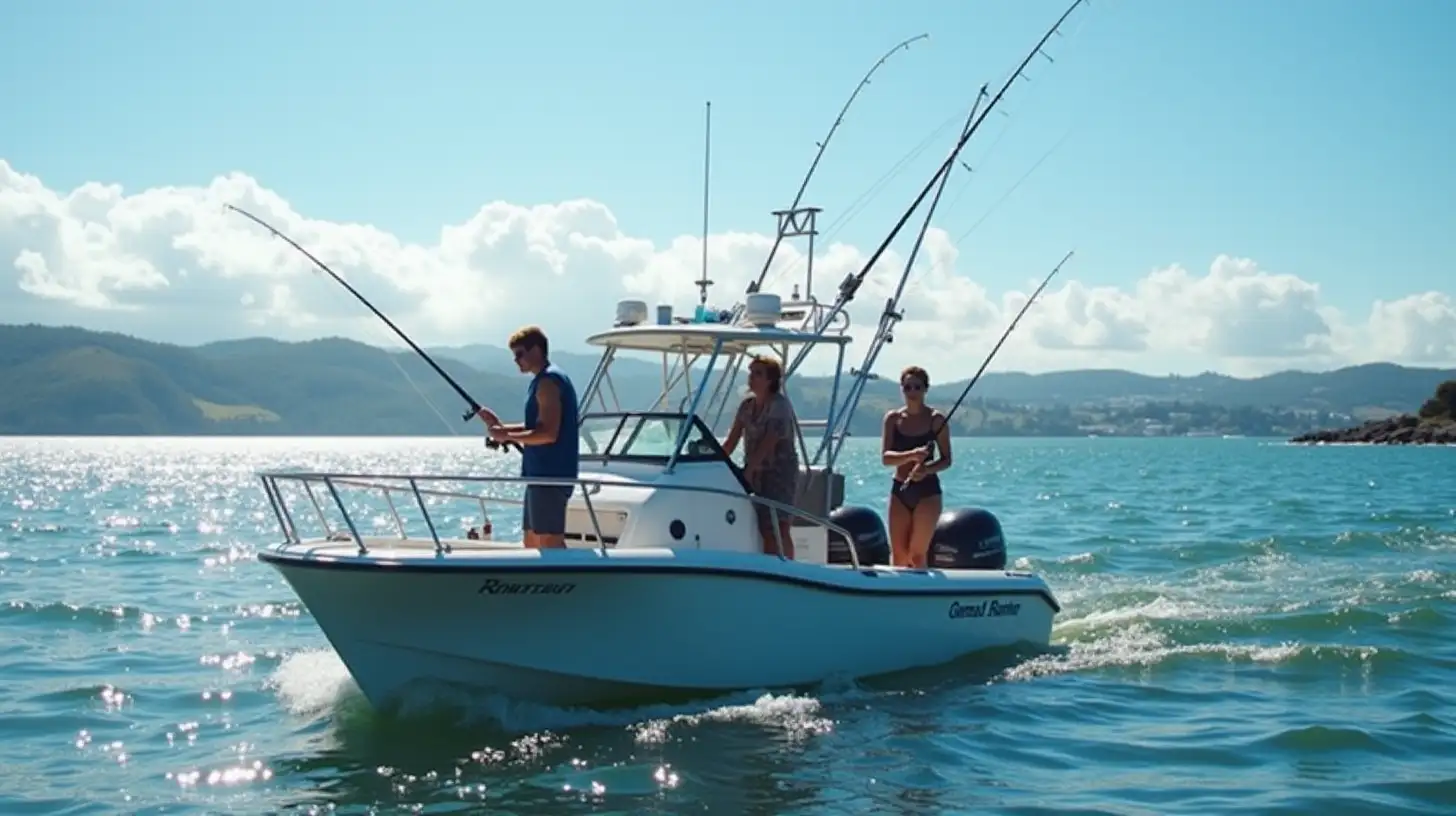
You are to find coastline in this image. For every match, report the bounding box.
[1290,414,1456,446]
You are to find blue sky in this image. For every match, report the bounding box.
[1,0,1453,372]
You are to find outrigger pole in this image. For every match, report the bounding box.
[797,0,1088,347]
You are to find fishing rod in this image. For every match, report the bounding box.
[749,108,968,314]
[794,0,1087,349]
[788,86,986,387]
[747,33,929,296]
[223,204,520,453]
[887,123,1078,337]
[872,86,986,314]
[897,249,1074,492]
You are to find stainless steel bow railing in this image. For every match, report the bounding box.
[257,471,861,568]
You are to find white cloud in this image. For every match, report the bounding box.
[2,158,1454,379]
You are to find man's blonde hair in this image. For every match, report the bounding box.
[508,325,549,356]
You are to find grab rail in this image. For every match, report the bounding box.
[257,470,861,569]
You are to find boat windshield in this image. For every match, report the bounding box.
[578,412,729,464]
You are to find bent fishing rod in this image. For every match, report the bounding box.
[897,249,1074,493]
[748,32,929,295]
[223,204,520,453]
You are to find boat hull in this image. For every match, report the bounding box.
[260,542,1059,709]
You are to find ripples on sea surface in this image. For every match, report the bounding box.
[1,435,1453,815]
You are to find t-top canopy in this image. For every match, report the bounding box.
[584,323,853,354]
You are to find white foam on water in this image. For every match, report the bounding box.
[266,648,360,715]
[629,692,834,746]
[1006,621,1303,681]
[264,646,842,742]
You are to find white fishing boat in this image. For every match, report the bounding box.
[248,1,1087,710]
[256,312,1058,707]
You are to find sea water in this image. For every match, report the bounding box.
[1,436,1453,815]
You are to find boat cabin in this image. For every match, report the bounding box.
[555,293,856,562]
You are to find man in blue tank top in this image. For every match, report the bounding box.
[477,325,580,549]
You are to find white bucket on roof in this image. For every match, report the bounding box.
[744,293,782,328]
[615,299,648,326]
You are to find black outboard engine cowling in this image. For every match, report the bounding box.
[930,507,1008,570]
[826,505,891,566]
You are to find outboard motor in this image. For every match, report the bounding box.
[930,507,1008,570]
[826,505,891,566]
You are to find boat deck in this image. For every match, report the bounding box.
[268,535,845,564]
[258,536,1057,605]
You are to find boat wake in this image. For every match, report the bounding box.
[267,646,842,740]
[265,638,1061,749]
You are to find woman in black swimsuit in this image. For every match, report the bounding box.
[880,365,954,568]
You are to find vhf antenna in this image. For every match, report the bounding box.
[694,100,714,306]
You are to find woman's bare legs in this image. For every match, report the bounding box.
[906,493,943,569]
[888,492,914,566]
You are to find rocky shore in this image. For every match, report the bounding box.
[1290,414,1456,445]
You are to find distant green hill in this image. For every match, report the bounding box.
[1,323,1452,437]
[0,324,523,435]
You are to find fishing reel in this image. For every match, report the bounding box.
[463,406,522,453]
[483,437,523,453]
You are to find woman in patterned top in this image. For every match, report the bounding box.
[722,354,802,558]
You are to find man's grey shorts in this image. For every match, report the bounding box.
[523,485,573,535]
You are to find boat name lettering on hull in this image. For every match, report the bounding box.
[477,578,577,596]
[947,599,1021,619]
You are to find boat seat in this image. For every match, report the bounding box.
[732,464,843,522]
[794,465,844,518]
